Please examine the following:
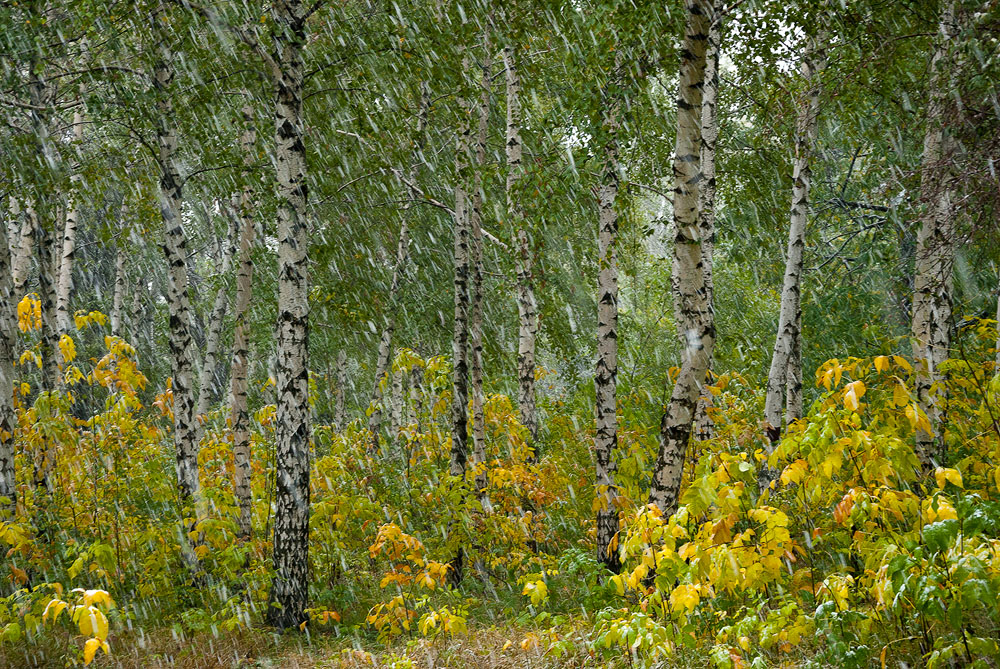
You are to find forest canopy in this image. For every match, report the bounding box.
[1,0,999,667]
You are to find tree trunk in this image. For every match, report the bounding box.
[786,327,803,422]
[12,204,34,296]
[694,12,720,443]
[36,212,61,394]
[56,107,84,336]
[111,218,127,338]
[197,204,237,420]
[649,0,714,517]
[595,94,621,573]
[995,271,999,369]
[334,349,347,430]
[449,48,473,585]
[471,35,491,497]
[155,51,201,514]
[912,0,960,470]
[761,30,825,487]
[368,84,429,453]
[267,0,311,630]
[0,204,16,516]
[231,100,256,541]
[504,45,539,453]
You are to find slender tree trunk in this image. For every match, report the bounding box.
[449,48,473,585]
[471,36,491,497]
[36,212,60,394]
[761,31,825,487]
[12,206,33,296]
[694,13,720,443]
[197,205,237,419]
[649,0,714,517]
[334,350,346,430]
[390,364,403,440]
[504,45,539,453]
[111,219,127,338]
[368,84,429,452]
[267,0,311,630]
[786,327,803,422]
[155,50,201,514]
[231,100,257,542]
[56,107,84,336]
[0,205,16,516]
[595,94,621,573]
[409,362,422,430]
[912,1,960,470]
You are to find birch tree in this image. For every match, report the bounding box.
[368,84,429,452]
[56,105,84,335]
[267,0,312,629]
[230,99,256,541]
[649,0,714,517]
[196,205,237,420]
[595,88,621,573]
[153,36,201,513]
[449,47,474,585]
[761,29,826,486]
[912,0,961,470]
[694,11,720,442]
[471,35,491,496]
[0,206,16,516]
[504,43,538,451]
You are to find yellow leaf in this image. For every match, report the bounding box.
[83,637,109,665]
[42,599,68,623]
[934,468,963,489]
[874,356,889,373]
[893,355,912,372]
[669,584,700,614]
[893,381,909,407]
[74,606,109,640]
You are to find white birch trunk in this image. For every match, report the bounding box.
[334,349,347,430]
[504,45,539,451]
[912,1,960,470]
[155,51,201,512]
[12,204,34,296]
[471,36,491,496]
[111,212,127,338]
[761,31,825,487]
[449,48,474,585]
[0,205,17,515]
[595,92,621,572]
[231,102,257,541]
[267,0,311,629]
[197,205,237,419]
[56,107,84,335]
[649,0,715,517]
[694,13,720,443]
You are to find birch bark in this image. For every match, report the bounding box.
[504,45,539,452]
[230,163,255,539]
[595,92,621,572]
[912,0,961,470]
[649,0,714,517]
[267,0,311,629]
[471,37,491,496]
[449,48,474,585]
[155,48,201,511]
[0,205,16,515]
[694,12,720,442]
[197,205,237,419]
[231,99,256,541]
[56,106,84,335]
[761,31,825,488]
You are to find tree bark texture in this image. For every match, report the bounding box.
[649,0,714,517]
[267,0,311,630]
